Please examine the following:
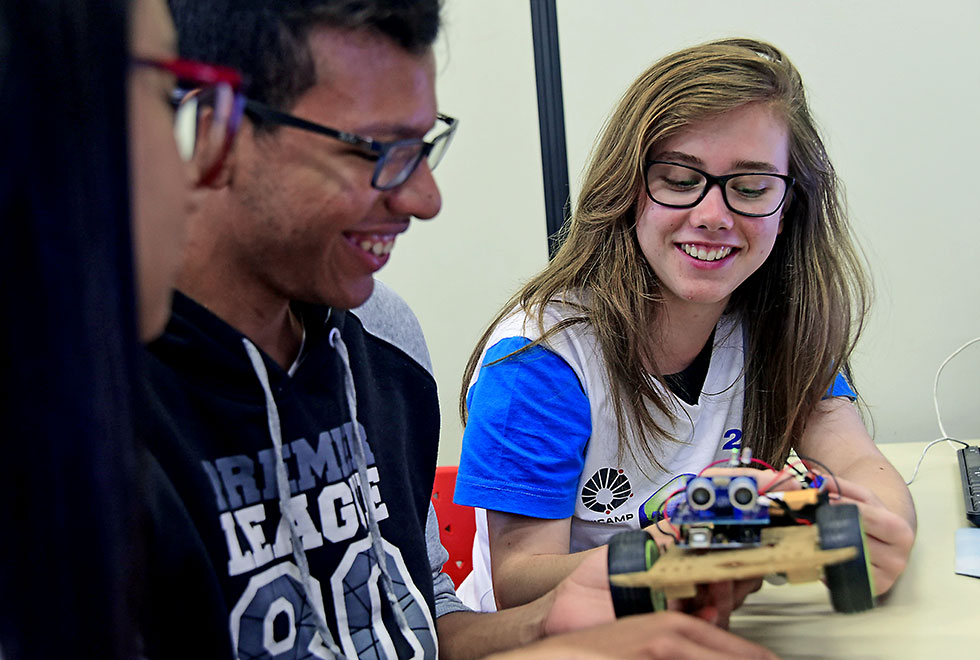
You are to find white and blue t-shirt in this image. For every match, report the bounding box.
[453,303,854,611]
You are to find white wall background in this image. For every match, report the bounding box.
[381,0,980,466]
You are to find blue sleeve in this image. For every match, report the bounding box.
[454,337,591,519]
[824,371,856,400]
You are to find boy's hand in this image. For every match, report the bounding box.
[518,611,780,660]
[670,579,763,629]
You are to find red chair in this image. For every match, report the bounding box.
[430,465,476,588]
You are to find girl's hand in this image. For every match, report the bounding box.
[822,476,915,595]
[794,398,917,596]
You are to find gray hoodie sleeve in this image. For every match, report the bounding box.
[356,283,470,617]
[353,280,433,375]
[427,502,471,617]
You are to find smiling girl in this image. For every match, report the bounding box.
[453,38,915,622]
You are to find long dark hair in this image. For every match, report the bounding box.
[0,0,139,658]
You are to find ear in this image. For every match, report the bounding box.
[187,100,238,189]
[196,134,237,189]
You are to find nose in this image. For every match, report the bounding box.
[385,159,442,221]
[690,182,734,231]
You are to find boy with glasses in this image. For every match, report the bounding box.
[139,1,777,658]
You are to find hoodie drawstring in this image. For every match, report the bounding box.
[242,339,344,658]
[327,328,415,643]
[244,330,419,658]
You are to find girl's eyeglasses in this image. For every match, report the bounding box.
[132,57,246,184]
[645,160,794,218]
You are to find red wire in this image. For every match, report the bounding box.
[697,456,780,477]
[759,468,789,495]
[658,509,681,538]
[748,457,779,472]
[657,486,687,518]
[786,461,807,475]
[697,458,734,476]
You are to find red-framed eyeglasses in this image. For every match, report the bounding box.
[132,57,246,183]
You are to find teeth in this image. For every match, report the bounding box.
[357,237,395,257]
[682,244,732,261]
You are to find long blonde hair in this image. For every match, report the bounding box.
[460,38,870,470]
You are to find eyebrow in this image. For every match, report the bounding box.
[655,151,781,173]
[356,120,435,141]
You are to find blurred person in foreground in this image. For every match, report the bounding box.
[0,0,242,657]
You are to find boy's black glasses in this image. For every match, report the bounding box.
[244,99,458,191]
[645,160,795,218]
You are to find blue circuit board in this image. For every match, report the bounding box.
[671,475,771,548]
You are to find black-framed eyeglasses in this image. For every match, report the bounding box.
[244,99,458,190]
[645,160,795,218]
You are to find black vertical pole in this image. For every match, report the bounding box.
[529,0,570,259]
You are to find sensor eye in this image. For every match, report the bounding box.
[728,476,758,511]
[686,477,716,511]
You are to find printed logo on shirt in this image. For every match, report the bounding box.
[202,420,438,660]
[229,543,438,660]
[637,473,694,527]
[201,421,390,578]
[581,467,633,514]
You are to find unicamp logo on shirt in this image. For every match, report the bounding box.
[581,467,633,516]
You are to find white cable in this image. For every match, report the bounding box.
[904,437,968,486]
[932,336,980,439]
[905,336,980,485]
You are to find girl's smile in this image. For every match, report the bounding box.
[636,102,790,313]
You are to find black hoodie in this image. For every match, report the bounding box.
[138,283,441,660]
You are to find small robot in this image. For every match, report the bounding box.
[607,449,875,616]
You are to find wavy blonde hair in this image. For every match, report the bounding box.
[460,38,870,470]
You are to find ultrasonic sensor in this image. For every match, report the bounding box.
[687,477,716,511]
[728,476,758,511]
